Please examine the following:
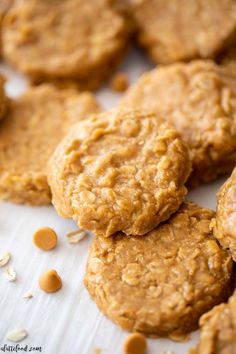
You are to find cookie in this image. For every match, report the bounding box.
[197,292,236,354]
[0,75,7,120]
[84,202,234,339]
[2,0,131,90]
[213,167,236,261]
[48,109,191,237]
[0,85,100,205]
[122,60,236,186]
[0,0,13,55]
[130,0,236,64]
[219,44,236,73]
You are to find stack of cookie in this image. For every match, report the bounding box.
[0,0,236,353]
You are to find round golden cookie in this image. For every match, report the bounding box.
[84,202,234,339]
[48,109,191,237]
[2,0,131,90]
[122,60,236,186]
[213,167,236,261]
[0,84,100,205]
[219,44,236,74]
[130,0,236,64]
[197,292,236,354]
[0,75,7,120]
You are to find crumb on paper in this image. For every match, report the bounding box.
[6,328,28,342]
[110,72,129,92]
[66,229,88,244]
[0,252,11,267]
[4,266,17,282]
[22,292,33,300]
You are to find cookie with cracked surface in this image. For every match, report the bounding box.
[84,202,234,339]
[130,0,236,64]
[48,109,191,237]
[213,167,236,261]
[197,292,236,354]
[122,60,236,186]
[0,0,13,55]
[0,84,100,205]
[219,44,236,74]
[2,0,131,90]
[0,75,7,121]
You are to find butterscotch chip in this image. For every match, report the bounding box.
[84,202,234,338]
[0,84,100,205]
[213,167,236,261]
[124,333,147,354]
[48,109,191,237]
[39,269,62,293]
[129,0,236,64]
[33,227,57,251]
[2,0,131,90]
[122,60,236,186]
[197,292,236,354]
[110,72,129,92]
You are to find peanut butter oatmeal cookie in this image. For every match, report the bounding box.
[213,167,236,261]
[0,75,7,121]
[0,85,100,205]
[48,109,191,237]
[197,292,236,354]
[84,202,234,338]
[130,0,236,64]
[219,44,236,73]
[122,60,236,186]
[0,0,13,55]
[2,0,131,90]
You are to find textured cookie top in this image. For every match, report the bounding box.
[0,84,100,205]
[2,0,129,81]
[0,75,7,120]
[130,0,236,64]
[197,292,236,354]
[122,60,236,185]
[213,167,236,261]
[48,109,191,237]
[84,202,233,338]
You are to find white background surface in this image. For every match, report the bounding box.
[0,49,230,354]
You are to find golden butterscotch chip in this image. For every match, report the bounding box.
[124,333,147,354]
[213,167,236,261]
[33,227,57,251]
[110,72,129,92]
[48,109,191,237]
[122,60,236,186]
[2,0,131,90]
[84,202,234,338]
[129,0,236,64]
[39,269,62,293]
[197,292,236,354]
[0,84,100,205]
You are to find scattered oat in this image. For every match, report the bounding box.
[66,229,88,244]
[110,72,129,92]
[4,266,17,282]
[0,252,11,267]
[6,328,28,342]
[22,292,33,300]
